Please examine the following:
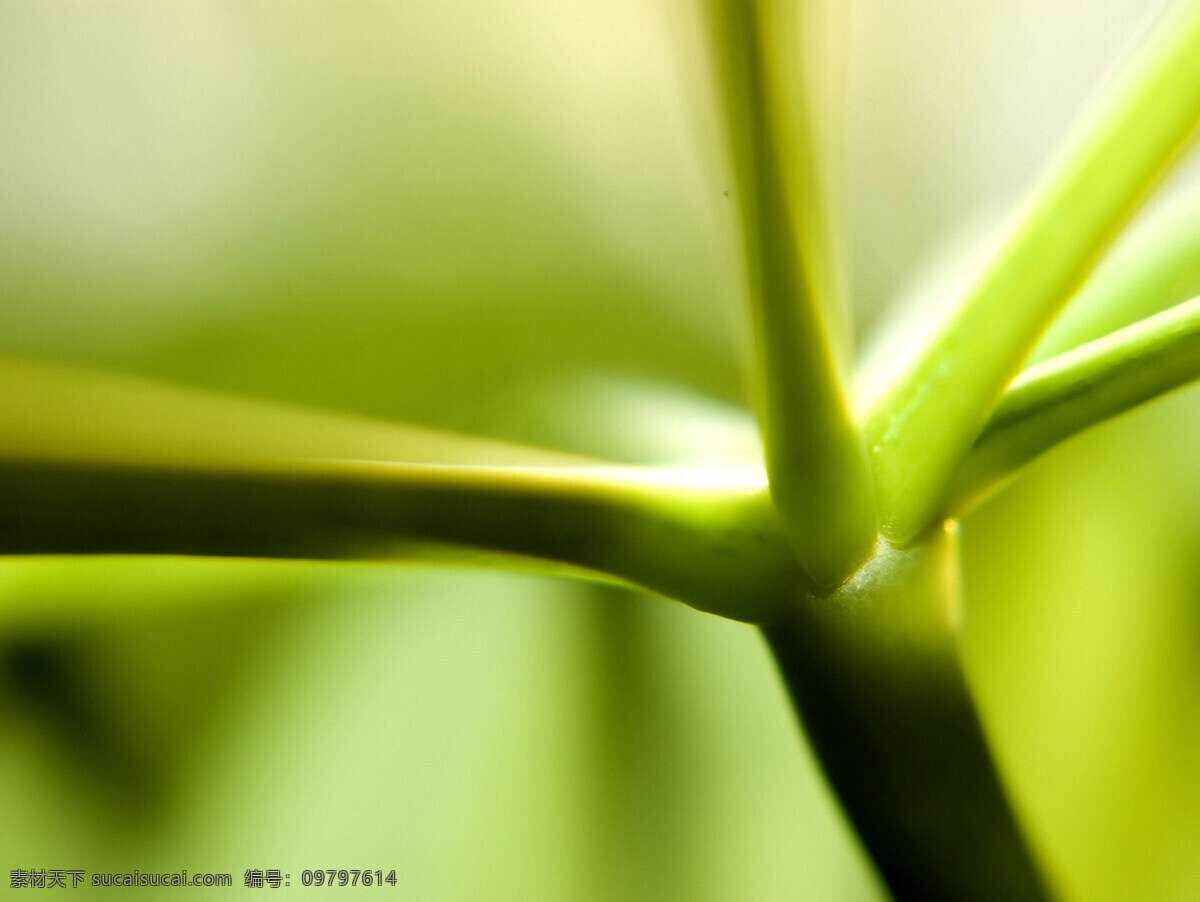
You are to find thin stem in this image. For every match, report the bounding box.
[865,0,1200,544]
[1032,203,1200,362]
[0,354,802,623]
[707,0,874,589]
[945,295,1200,513]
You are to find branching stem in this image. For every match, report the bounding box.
[866,0,1200,544]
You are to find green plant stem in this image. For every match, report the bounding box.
[946,295,1200,513]
[0,457,801,623]
[763,523,1054,901]
[1032,204,1200,362]
[865,0,1200,544]
[0,354,801,623]
[708,0,875,590]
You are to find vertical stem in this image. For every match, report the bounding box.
[708,0,875,590]
[762,523,1054,901]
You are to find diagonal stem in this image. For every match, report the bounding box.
[865,0,1200,544]
[1032,204,1200,362]
[945,295,1200,513]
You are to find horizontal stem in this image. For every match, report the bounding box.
[946,295,1200,513]
[0,354,801,623]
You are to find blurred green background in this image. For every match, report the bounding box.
[3,1,1200,898]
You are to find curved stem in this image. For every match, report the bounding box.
[763,524,1054,901]
[0,457,801,624]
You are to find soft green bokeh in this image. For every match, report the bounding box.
[3,1,1200,899]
